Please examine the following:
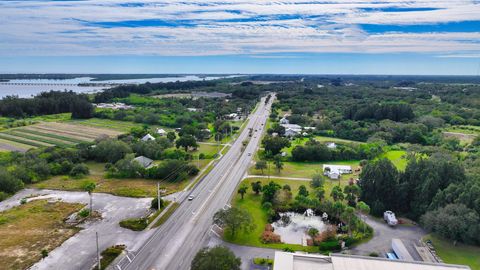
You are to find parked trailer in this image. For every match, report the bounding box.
[392,238,414,261]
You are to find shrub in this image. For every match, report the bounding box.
[41,249,49,258]
[78,208,90,218]
[0,192,8,202]
[69,163,90,177]
[369,252,379,257]
[318,240,341,251]
[261,225,281,243]
[253,258,273,266]
[119,218,148,231]
[151,197,165,210]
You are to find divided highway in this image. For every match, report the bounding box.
[121,94,273,270]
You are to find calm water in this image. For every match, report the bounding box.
[0,75,237,98]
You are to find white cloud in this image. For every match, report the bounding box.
[0,0,479,56]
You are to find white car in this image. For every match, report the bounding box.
[188,195,195,201]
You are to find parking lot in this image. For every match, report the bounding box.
[350,215,427,260]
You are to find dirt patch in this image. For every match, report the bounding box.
[0,200,83,270]
[442,131,477,143]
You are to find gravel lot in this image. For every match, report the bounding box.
[0,188,154,270]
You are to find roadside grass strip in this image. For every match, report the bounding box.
[13,128,88,144]
[5,131,74,147]
[0,133,51,148]
[152,202,180,228]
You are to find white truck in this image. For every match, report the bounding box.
[384,210,398,226]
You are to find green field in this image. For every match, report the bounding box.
[379,150,408,170]
[250,160,360,179]
[424,234,480,270]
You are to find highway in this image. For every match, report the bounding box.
[120,94,273,270]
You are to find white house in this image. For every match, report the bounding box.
[141,134,155,142]
[279,117,289,125]
[326,142,337,149]
[281,123,302,131]
[156,128,167,136]
[323,164,352,179]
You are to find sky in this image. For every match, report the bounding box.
[1,0,480,75]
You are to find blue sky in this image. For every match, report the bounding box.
[0,0,480,75]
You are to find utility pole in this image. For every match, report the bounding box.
[96,232,101,270]
[157,182,161,209]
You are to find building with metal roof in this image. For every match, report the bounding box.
[273,252,470,270]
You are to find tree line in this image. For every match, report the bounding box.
[0,91,93,118]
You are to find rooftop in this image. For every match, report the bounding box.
[273,252,471,270]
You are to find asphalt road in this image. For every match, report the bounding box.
[121,95,273,270]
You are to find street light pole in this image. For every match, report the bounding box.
[96,232,101,270]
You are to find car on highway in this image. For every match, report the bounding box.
[188,195,195,201]
[248,153,252,156]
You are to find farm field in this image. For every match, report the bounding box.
[69,118,173,133]
[249,160,360,179]
[0,122,122,152]
[0,200,83,270]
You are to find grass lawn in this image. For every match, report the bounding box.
[283,136,364,157]
[31,162,193,197]
[424,234,480,270]
[379,150,408,171]
[226,178,318,252]
[250,160,360,179]
[0,200,83,270]
[194,143,220,157]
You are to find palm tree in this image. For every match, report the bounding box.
[83,181,96,216]
[238,185,248,200]
[273,155,283,173]
[356,201,370,234]
[308,228,319,240]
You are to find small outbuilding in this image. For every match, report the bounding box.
[133,156,154,168]
[141,134,156,142]
[156,128,167,136]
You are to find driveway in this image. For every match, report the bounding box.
[0,188,154,270]
[349,215,426,260]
